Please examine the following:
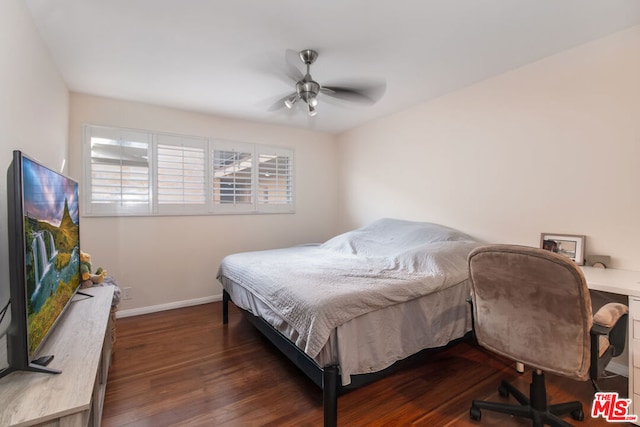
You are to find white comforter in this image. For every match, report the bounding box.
[217,218,480,358]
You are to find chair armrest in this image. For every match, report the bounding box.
[591,303,629,362]
[593,302,628,330]
[591,323,611,336]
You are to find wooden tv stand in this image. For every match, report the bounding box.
[0,285,115,427]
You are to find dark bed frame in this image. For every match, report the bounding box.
[222,289,472,426]
[223,289,341,426]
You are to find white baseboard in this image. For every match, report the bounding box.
[115,294,223,318]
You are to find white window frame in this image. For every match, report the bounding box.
[82,124,295,217]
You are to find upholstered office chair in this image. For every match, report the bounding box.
[467,245,628,427]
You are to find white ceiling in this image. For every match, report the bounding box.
[25,0,640,134]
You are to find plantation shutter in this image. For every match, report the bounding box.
[85,126,151,215]
[212,141,254,213]
[83,125,295,216]
[155,134,207,214]
[257,147,294,212]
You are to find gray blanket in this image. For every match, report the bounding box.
[217,218,480,358]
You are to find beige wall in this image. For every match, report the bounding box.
[337,25,640,270]
[3,4,638,317]
[0,0,69,336]
[68,94,338,313]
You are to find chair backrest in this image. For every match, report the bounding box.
[468,244,593,381]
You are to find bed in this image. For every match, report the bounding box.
[217,218,480,426]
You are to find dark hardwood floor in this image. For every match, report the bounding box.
[102,302,628,426]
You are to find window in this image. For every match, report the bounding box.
[156,134,207,214]
[257,147,293,212]
[212,141,254,213]
[83,125,294,216]
[85,127,151,215]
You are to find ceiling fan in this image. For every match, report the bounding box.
[273,49,386,117]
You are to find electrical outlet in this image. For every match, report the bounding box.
[122,287,133,300]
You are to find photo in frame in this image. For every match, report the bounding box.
[540,233,585,265]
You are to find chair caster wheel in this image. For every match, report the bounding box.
[498,384,509,398]
[570,409,584,421]
[470,405,482,421]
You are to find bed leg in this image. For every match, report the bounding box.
[323,365,338,427]
[223,289,229,324]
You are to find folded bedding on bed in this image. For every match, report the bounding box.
[217,218,480,358]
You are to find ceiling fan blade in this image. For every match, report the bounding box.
[320,80,386,104]
[284,49,304,82]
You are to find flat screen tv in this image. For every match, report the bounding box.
[1,150,81,378]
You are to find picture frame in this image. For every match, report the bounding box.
[540,233,585,265]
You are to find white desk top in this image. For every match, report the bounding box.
[582,266,640,298]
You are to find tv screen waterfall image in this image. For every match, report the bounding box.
[22,156,80,357]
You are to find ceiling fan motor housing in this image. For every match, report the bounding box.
[298,80,320,106]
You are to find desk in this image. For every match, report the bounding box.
[582,266,640,423]
[582,266,640,298]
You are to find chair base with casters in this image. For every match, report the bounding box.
[470,370,584,427]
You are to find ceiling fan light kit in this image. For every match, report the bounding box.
[284,94,298,109]
[308,104,317,116]
[277,49,385,117]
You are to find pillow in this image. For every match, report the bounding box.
[320,218,475,257]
